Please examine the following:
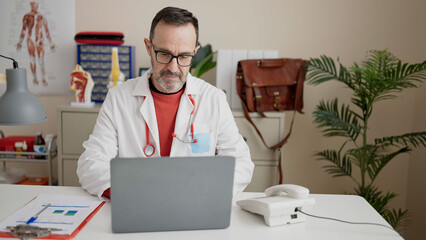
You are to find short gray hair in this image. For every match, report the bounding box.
[149,6,199,46]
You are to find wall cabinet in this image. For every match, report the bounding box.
[57,106,285,191]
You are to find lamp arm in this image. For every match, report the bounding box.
[0,54,19,68]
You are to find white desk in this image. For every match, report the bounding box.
[0,184,401,240]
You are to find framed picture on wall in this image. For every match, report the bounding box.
[139,68,149,77]
[1,0,75,95]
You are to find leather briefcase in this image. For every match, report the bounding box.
[236,58,306,114]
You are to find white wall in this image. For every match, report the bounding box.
[1,0,425,238]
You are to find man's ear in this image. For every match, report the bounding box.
[194,45,201,55]
[144,38,152,57]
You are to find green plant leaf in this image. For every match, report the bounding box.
[192,43,212,68]
[390,60,426,85]
[356,185,409,232]
[315,149,352,178]
[347,144,378,171]
[375,132,426,148]
[367,147,411,183]
[195,61,216,78]
[192,51,216,78]
[190,43,216,78]
[306,55,352,87]
[383,208,410,232]
[352,50,426,106]
[313,99,362,141]
[355,185,397,216]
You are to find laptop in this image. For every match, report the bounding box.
[110,156,236,233]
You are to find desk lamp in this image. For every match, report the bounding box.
[0,54,47,125]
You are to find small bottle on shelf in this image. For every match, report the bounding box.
[14,142,23,157]
[23,141,28,152]
[45,134,54,151]
[23,141,28,158]
[34,132,46,159]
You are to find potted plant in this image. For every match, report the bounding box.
[306,49,426,231]
[190,43,216,78]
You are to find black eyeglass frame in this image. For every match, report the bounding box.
[151,44,195,67]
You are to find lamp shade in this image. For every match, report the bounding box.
[0,68,47,125]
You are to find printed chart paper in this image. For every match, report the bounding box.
[0,194,103,236]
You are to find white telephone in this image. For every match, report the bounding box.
[236,184,315,227]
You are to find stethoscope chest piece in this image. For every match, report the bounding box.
[143,144,155,157]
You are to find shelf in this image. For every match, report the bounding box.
[0,158,49,163]
[0,134,58,185]
[0,151,57,162]
[0,151,53,156]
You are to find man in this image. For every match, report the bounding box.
[16,1,55,86]
[77,7,254,199]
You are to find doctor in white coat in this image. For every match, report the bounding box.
[77,7,254,199]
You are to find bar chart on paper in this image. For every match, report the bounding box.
[18,204,88,226]
[0,194,104,236]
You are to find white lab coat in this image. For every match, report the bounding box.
[77,70,254,198]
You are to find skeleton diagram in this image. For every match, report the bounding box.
[16,1,55,86]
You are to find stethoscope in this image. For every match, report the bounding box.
[143,94,198,157]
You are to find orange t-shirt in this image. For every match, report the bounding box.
[150,89,184,157]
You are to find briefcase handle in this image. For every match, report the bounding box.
[257,59,285,68]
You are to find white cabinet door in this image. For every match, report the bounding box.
[61,112,98,155]
[233,111,285,192]
[234,117,282,160]
[244,160,278,192]
[63,159,80,187]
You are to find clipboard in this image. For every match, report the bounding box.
[0,194,105,239]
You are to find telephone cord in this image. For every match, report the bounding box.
[296,209,402,237]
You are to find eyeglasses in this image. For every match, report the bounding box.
[151,45,195,67]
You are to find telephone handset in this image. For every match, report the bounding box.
[236,184,315,227]
[264,184,310,199]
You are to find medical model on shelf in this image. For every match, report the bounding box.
[107,47,126,89]
[70,65,94,107]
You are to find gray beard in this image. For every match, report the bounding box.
[157,76,184,92]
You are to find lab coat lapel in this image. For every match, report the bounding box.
[170,75,200,156]
[134,70,160,152]
[140,95,160,149]
[174,93,193,142]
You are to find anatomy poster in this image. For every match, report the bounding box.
[0,0,75,95]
